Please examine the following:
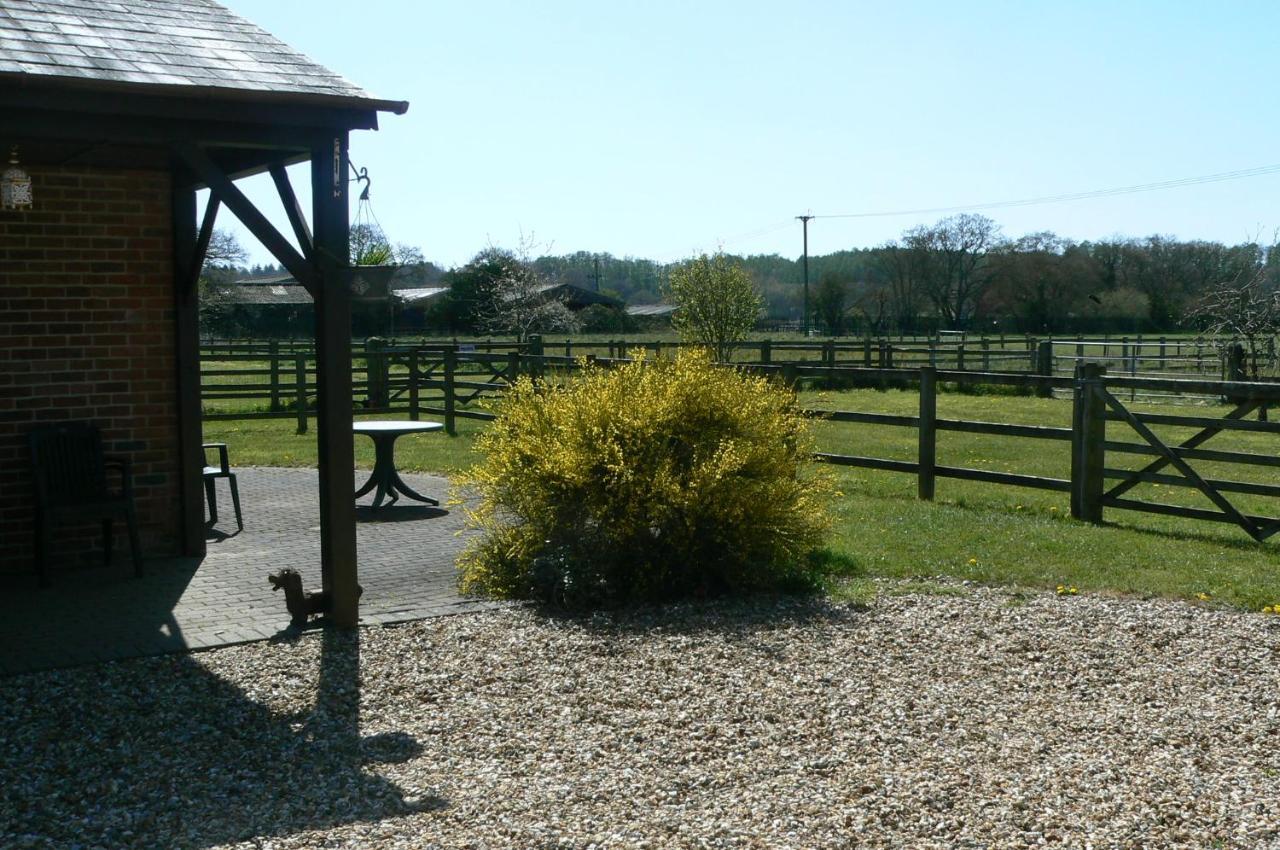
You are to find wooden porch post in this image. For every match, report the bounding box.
[171,181,207,558]
[311,131,360,627]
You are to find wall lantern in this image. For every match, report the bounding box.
[1,146,33,211]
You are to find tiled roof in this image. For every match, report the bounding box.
[217,282,313,305]
[0,0,406,113]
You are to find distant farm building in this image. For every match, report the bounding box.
[207,271,625,337]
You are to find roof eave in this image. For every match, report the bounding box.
[0,71,409,124]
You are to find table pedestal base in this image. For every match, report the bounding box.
[355,434,438,509]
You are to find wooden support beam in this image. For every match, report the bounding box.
[310,131,360,628]
[171,180,207,558]
[172,142,319,294]
[184,194,221,295]
[269,162,314,260]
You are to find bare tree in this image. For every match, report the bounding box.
[468,240,579,343]
[905,214,1002,330]
[873,242,924,333]
[853,277,890,335]
[205,229,246,269]
[1184,264,1279,382]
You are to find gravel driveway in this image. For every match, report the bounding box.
[3,585,1279,849]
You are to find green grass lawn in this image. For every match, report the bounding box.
[203,386,1280,611]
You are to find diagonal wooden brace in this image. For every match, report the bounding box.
[1104,399,1260,501]
[1101,390,1262,540]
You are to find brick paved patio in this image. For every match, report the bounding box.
[0,467,503,675]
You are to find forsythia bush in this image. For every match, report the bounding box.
[456,350,832,608]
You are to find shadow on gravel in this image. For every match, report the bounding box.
[0,628,442,850]
[539,592,865,641]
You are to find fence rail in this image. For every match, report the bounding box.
[199,340,1280,541]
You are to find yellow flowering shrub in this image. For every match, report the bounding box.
[456,350,832,608]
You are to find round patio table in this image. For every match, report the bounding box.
[353,420,444,508]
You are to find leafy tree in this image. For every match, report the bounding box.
[1091,287,1151,323]
[664,253,762,361]
[813,271,848,335]
[988,232,1093,332]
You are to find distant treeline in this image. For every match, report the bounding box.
[234,213,1280,335]
[532,217,1280,335]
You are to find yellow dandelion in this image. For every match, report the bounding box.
[967,558,977,565]
[1265,607,1274,615]
[1196,592,1211,602]
[1049,506,1059,513]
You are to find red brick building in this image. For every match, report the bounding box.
[0,0,406,625]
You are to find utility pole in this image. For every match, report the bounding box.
[797,214,813,336]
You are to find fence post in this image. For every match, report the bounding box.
[269,339,281,412]
[1224,342,1246,382]
[981,337,990,372]
[507,350,521,384]
[364,337,389,410]
[760,339,771,365]
[781,362,799,389]
[294,355,307,435]
[408,350,420,421]
[1070,363,1106,523]
[1036,340,1054,398]
[863,335,872,366]
[957,340,966,371]
[443,345,457,436]
[918,366,937,501]
[526,334,544,381]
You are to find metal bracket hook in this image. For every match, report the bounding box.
[349,161,371,201]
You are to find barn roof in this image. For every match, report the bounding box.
[0,0,407,115]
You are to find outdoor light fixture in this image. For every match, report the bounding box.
[1,146,32,211]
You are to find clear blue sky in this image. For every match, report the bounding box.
[220,0,1280,269]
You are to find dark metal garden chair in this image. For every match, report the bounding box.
[202,442,243,530]
[28,422,143,586]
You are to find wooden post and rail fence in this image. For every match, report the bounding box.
[198,336,1280,542]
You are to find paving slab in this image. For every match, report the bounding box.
[0,467,505,675]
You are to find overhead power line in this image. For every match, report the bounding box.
[816,163,1280,220]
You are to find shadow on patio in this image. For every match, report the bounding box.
[0,467,500,675]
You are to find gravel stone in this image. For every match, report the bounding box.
[2,583,1279,848]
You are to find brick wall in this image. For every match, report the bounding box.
[0,165,181,577]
